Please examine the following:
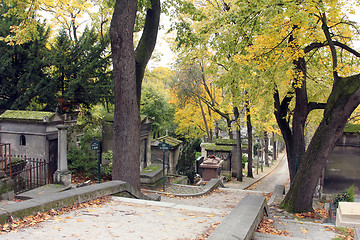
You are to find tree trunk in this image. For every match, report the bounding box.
[110,0,140,188]
[198,96,212,142]
[215,121,219,139]
[272,132,276,160]
[264,131,269,167]
[246,103,253,178]
[110,0,160,189]
[281,74,360,212]
[227,118,233,139]
[135,0,161,104]
[274,56,309,183]
[233,106,243,181]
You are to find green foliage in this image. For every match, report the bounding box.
[0,0,113,112]
[176,138,201,184]
[0,2,51,111]
[140,84,175,137]
[48,27,112,112]
[101,150,113,180]
[242,154,248,163]
[332,185,355,207]
[68,127,101,179]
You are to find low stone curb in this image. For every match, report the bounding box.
[0,181,157,224]
[268,184,285,205]
[145,178,225,197]
[207,194,268,240]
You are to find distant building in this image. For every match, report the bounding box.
[0,110,78,179]
[151,135,183,174]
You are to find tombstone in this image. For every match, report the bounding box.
[53,125,71,186]
[199,155,223,181]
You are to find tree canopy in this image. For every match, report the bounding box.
[168,0,360,212]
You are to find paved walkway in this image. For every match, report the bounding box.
[1,189,265,240]
[146,152,286,197]
[224,152,286,191]
[4,152,325,240]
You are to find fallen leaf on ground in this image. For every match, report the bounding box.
[0,196,111,234]
[256,217,291,236]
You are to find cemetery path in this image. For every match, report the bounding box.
[1,189,264,240]
[246,155,290,192]
[0,152,340,239]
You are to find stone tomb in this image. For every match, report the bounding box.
[336,202,360,228]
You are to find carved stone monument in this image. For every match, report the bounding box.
[53,125,71,186]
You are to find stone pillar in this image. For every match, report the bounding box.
[53,125,71,186]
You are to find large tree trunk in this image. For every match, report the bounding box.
[281,74,360,212]
[110,0,160,189]
[246,103,253,178]
[110,0,140,188]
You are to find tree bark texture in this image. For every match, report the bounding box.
[110,0,160,189]
[264,131,269,167]
[110,0,140,188]
[233,106,243,181]
[281,74,360,212]
[272,132,276,160]
[135,0,160,104]
[246,104,253,178]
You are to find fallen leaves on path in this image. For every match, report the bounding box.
[325,226,354,240]
[194,221,221,240]
[256,217,290,236]
[0,196,111,234]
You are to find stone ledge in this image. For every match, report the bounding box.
[207,194,268,240]
[0,181,159,224]
[268,184,285,205]
[336,202,360,228]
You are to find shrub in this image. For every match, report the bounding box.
[68,130,99,179]
[332,184,355,207]
[101,150,113,180]
[176,138,201,184]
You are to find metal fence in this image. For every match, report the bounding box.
[0,143,12,177]
[11,156,51,194]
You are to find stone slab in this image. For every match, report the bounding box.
[16,184,71,200]
[336,202,360,228]
[207,194,268,240]
[0,181,158,224]
[268,185,285,205]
